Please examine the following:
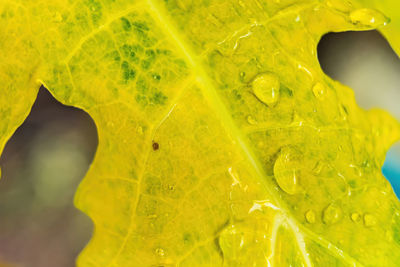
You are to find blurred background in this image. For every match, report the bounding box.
[318,30,400,198]
[0,89,97,266]
[0,30,399,266]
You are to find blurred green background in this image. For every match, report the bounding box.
[0,30,399,266]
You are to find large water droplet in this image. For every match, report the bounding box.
[322,203,342,224]
[363,213,377,227]
[350,8,390,28]
[312,82,326,99]
[273,146,302,195]
[251,72,280,107]
[305,210,316,224]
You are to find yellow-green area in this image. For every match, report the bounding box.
[1,0,400,266]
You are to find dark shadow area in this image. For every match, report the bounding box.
[318,30,400,198]
[0,86,98,266]
[318,30,400,118]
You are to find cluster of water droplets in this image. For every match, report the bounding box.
[245,71,379,229]
[219,1,390,264]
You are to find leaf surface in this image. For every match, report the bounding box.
[1,0,400,266]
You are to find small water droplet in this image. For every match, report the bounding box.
[218,224,245,260]
[251,72,280,107]
[153,74,161,80]
[322,203,342,224]
[246,115,257,125]
[312,82,326,99]
[305,210,316,224]
[240,71,246,79]
[363,213,376,227]
[350,8,390,28]
[351,212,360,222]
[349,164,363,177]
[155,248,165,257]
[273,146,302,195]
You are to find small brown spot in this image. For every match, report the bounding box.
[152,141,159,151]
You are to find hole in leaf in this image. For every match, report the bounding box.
[318,30,400,198]
[0,86,98,266]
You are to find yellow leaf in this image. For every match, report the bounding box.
[1,0,400,266]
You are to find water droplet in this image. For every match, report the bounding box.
[322,203,342,224]
[246,115,257,125]
[153,74,161,80]
[326,0,353,13]
[155,248,165,257]
[251,72,280,107]
[218,224,245,260]
[305,210,316,224]
[349,164,363,177]
[363,213,376,227]
[351,212,360,222]
[350,8,390,28]
[312,82,326,99]
[273,146,302,195]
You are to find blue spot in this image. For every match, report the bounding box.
[382,142,400,199]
